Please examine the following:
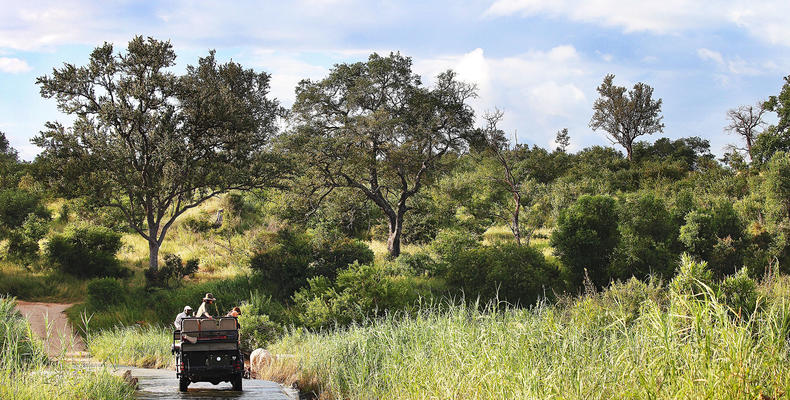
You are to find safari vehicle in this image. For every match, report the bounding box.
[172,317,243,391]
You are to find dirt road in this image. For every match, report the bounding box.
[15,301,85,356]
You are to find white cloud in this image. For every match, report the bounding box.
[485,0,790,46]
[0,57,31,73]
[697,48,724,65]
[415,45,600,147]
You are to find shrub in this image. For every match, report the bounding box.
[718,268,759,318]
[250,229,314,301]
[311,238,374,280]
[0,189,49,236]
[610,193,678,280]
[445,243,559,305]
[551,195,619,289]
[250,229,375,301]
[670,254,714,298]
[395,252,443,277]
[181,214,213,233]
[679,200,746,277]
[87,278,124,310]
[293,262,426,329]
[46,224,127,278]
[237,303,284,352]
[432,229,479,263]
[145,253,199,288]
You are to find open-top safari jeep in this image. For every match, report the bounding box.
[172,317,243,391]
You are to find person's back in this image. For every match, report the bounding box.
[174,306,193,330]
[196,293,216,318]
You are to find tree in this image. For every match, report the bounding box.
[725,103,765,162]
[0,131,21,189]
[589,74,664,161]
[765,75,790,134]
[551,195,619,288]
[472,110,539,245]
[287,53,475,257]
[555,128,570,152]
[34,36,284,271]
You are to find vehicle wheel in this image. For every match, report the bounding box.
[179,377,189,392]
[231,374,243,391]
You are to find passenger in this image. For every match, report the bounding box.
[226,307,241,318]
[195,293,216,319]
[174,305,193,330]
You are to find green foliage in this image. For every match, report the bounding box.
[679,200,746,276]
[237,303,284,352]
[432,229,479,262]
[293,262,428,329]
[610,193,678,280]
[86,278,124,310]
[590,74,664,161]
[45,224,127,278]
[764,74,790,134]
[670,254,714,297]
[445,243,559,305]
[0,189,49,237]
[551,195,620,288]
[145,253,199,288]
[764,151,790,222]
[718,267,759,318]
[287,52,476,257]
[249,229,374,301]
[34,36,286,271]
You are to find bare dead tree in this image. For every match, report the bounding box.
[725,102,766,162]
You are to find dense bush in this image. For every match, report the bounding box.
[45,224,127,278]
[610,193,678,280]
[250,229,375,301]
[717,267,759,318]
[0,189,49,236]
[551,195,619,288]
[293,262,427,329]
[145,253,199,288]
[237,303,284,352]
[445,243,559,305]
[87,278,124,310]
[670,254,714,297]
[679,200,746,277]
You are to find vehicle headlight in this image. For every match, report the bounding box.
[216,357,221,361]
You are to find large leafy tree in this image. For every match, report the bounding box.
[589,74,664,161]
[34,36,285,271]
[287,53,476,257]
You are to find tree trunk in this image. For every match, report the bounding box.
[386,214,403,258]
[512,207,522,246]
[148,239,160,271]
[746,136,753,162]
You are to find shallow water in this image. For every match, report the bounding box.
[131,368,299,400]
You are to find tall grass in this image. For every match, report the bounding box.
[87,325,172,369]
[0,295,134,400]
[0,261,87,302]
[267,275,790,399]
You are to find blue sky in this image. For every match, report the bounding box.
[1,0,788,160]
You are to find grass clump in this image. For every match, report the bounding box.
[87,325,172,369]
[267,268,790,399]
[1,295,134,400]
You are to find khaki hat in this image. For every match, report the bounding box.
[203,293,216,302]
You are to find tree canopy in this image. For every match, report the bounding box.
[34,36,285,271]
[590,74,664,161]
[286,52,476,257]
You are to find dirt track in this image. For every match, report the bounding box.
[15,301,85,355]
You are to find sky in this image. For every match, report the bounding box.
[1,0,788,160]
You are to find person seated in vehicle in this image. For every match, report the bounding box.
[196,293,216,319]
[173,305,193,330]
[226,306,241,318]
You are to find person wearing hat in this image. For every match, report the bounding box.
[196,293,216,319]
[174,305,193,330]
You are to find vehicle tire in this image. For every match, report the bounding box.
[179,377,189,392]
[231,374,243,391]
